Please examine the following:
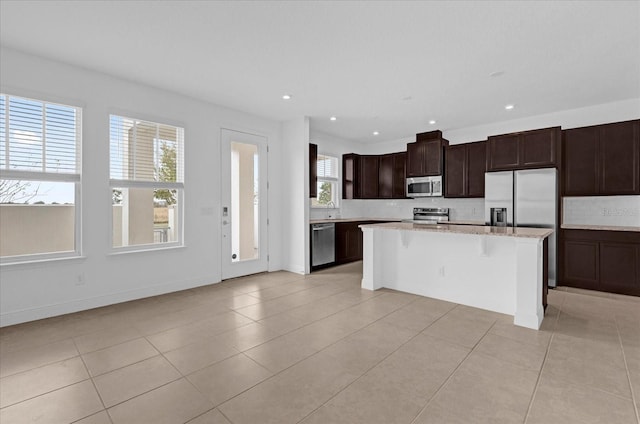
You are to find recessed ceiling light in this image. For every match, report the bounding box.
[490,71,505,78]
[505,104,515,110]
[429,120,437,125]
[330,116,337,121]
[373,131,379,136]
[282,94,292,100]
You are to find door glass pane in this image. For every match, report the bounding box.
[231,141,258,262]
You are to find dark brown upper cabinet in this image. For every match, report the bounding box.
[309,143,317,198]
[342,152,406,200]
[407,131,449,177]
[444,145,466,197]
[444,141,486,198]
[378,154,394,199]
[359,155,380,199]
[467,141,487,197]
[487,127,560,172]
[563,119,639,196]
[601,120,639,194]
[392,152,407,198]
[378,152,407,199]
[342,153,360,199]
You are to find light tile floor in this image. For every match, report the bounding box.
[1,262,639,424]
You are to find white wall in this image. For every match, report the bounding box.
[318,98,639,224]
[281,117,310,274]
[0,47,283,326]
[308,130,486,223]
[361,98,640,153]
[308,130,364,220]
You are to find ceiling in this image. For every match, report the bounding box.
[1,1,639,143]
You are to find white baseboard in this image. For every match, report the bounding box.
[0,276,220,327]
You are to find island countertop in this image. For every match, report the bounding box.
[309,217,400,224]
[359,222,553,239]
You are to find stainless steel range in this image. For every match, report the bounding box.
[403,207,450,224]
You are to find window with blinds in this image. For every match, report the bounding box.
[312,153,339,207]
[0,93,82,262]
[1,94,80,176]
[317,154,338,179]
[109,115,184,250]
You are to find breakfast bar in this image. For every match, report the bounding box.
[360,222,553,330]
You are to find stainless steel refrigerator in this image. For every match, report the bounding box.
[484,168,558,287]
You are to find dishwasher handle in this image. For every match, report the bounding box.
[312,223,336,230]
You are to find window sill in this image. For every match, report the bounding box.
[109,244,186,256]
[1,254,87,268]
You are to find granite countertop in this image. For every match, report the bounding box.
[309,218,485,225]
[561,224,640,232]
[359,222,554,239]
[309,217,401,224]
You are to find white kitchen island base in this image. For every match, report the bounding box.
[360,223,552,330]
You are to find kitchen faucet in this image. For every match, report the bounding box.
[326,201,336,218]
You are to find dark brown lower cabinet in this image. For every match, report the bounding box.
[560,229,639,296]
[335,222,363,264]
[599,243,638,294]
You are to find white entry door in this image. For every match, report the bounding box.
[220,129,268,279]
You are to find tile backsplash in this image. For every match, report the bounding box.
[311,197,486,222]
[562,196,640,227]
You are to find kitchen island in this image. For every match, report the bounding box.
[360,222,553,330]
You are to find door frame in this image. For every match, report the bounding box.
[220,128,269,280]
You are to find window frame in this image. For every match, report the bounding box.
[0,93,83,265]
[311,152,340,208]
[108,114,185,253]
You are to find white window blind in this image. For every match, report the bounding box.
[317,154,338,179]
[312,153,339,207]
[109,115,184,185]
[0,93,82,262]
[109,114,184,250]
[1,94,80,177]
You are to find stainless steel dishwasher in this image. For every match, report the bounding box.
[311,223,335,267]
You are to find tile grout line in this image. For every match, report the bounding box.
[614,315,640,424]
[179,290,398,415]
[215,293,422,419]
[73,284,379,387]
[408,315,501,424]
[298,301,491,423]
[227,289,388,365]
[522,294,565,424]
[293,297,440,423]
[72,338,114,424]
[0,345,80,379]
[0,343,105,414]
[232,281,367,322]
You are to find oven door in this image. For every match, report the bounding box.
[406,177,432,198]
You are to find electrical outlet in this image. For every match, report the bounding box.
[439,266,445,277]
[75,273,85,286]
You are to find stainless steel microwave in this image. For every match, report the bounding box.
[406,176,443,197]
